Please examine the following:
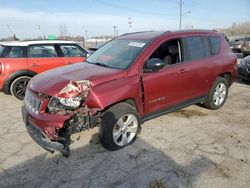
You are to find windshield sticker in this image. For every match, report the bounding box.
[128,42,146,48]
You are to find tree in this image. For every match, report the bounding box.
[59,24,68,36]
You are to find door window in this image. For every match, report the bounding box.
[183,37,205,61]
[208,36,221,55]
[147,39,182,68]
[28,45,58,58]
[60,44,87,57]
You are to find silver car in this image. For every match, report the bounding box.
[242,36,250,57]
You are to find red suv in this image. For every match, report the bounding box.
[22,30,237,157]
[0,40,88,99]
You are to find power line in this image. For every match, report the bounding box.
[187,0,250,16]
[93,0,178,17]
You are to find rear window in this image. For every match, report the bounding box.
[5,46,25,58]
[208,36,221,55]
[183,37,205,61]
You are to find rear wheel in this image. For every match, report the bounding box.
[99,102,141,151]
[203,77,228,110]
[10,76,31,100]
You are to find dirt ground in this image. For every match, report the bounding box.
[0,80,249,188]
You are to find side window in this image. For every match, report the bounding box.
[148,39,182,67]
[208,36,221,55]
[60,44,87,57]
[5,46,25,58]
[28,45,58,58]
[183,37,205,61]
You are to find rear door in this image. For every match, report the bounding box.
[58,44,88,65]
[180,36,211,99]
[27,44,64,73]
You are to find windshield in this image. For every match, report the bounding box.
[86,39,148,69]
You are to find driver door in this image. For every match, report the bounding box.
[142,39,190,114]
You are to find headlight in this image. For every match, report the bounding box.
[47,97,83,114]
[59,97,82,108]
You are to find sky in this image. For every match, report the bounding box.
[0,0,249,39]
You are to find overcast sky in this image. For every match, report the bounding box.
[0,0,249,39]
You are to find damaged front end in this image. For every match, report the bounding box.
[23,80,100,157]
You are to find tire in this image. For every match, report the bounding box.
[203,77,228,110]
[99,102,141,151]
[10,76,31,100]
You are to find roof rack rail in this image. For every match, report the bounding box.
[120,30,156,37]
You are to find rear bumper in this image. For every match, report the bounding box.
[22,106,68,153]
[0,76,4,91]
[231,44,242,51]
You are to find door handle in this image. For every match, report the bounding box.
[31,63,38,67]
[178,68,190,74]
[65,62,73,65]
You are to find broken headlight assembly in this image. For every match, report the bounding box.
[47,96,83,114]
[47,80,91,114]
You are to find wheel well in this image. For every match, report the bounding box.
[219,73,232,86]
[3,70,37,94]
[102,98,138,113]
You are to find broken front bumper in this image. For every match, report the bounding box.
[22,106,66,153]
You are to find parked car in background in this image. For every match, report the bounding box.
[0,40,88,99]
[229,36,247,53]
[21,30,237,157]
[238,55,250,82]
[88,43,105,54]
[242,36,250,57]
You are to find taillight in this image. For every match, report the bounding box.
[0,63,2,74]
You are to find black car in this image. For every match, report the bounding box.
[238,55,250,82]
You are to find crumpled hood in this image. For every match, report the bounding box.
[29,62,126,97]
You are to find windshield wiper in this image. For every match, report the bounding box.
[94,62,111,68]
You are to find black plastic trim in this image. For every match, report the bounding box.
[141,95,207,123]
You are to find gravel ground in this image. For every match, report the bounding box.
[0,80,249,188]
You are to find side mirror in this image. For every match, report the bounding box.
[144,58,165,73]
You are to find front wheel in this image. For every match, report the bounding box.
[99,102,141,151]
[203,77,228,110]
[10,76,31,100]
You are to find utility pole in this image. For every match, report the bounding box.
[128,17,132,33]
[179,0,183,30]
[85,30,88,41]
[113,26,117,37]
[179,0,191,30]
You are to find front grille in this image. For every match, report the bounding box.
[24,89,41,115]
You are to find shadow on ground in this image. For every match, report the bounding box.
[0,133,214,188]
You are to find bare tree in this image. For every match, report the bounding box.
[218,21,250,37]
[59,24,68,36]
